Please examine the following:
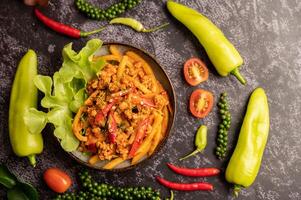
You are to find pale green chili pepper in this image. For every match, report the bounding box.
[109,17,169,32]
[167,0,246,85]
[180,125,207,161]
[9,50,43,167]
[225,88,269,197]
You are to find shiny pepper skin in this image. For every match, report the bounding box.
[225,88,269,196]
[167,0,246,85]
[9,50,43,166]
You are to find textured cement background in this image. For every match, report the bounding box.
[1,0,301,199]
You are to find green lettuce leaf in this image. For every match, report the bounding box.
[33,75,52,95]
[23,108,47,135]
[69,88,87,113]
[24,39,105,152]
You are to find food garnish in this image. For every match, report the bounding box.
[24,39,105,152]
[110,17,169,32]
[225,88,269,196]
[180,125,207,160]
[167,0,246,85]
[34,8,105,38]
[43,168,72,193]
[183,58,208,86]
[9,49,43,167]
[215,92,231,159]
[189,89,213,119]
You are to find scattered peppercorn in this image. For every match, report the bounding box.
[54,170,161,200]
[215,92,231,159]
[75,0,143,21]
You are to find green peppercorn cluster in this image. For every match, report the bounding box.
[215,92,231,159]
[75,0,142,20]
[54,171,161,200]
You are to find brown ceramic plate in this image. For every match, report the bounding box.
[68,42,176,171]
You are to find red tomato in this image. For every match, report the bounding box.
[184,58,209,86]
[43,168,72,193]
[189,89,214,118]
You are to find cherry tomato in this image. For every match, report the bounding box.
[184,58,209,86]
[43,168,72,193]
[189,89,214,118]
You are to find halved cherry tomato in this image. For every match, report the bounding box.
[184,58,208,86]
[189,89,214,118]
[43,168,72,193]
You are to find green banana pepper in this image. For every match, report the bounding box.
[9,49,43,167]
[225,88,269,196]
[167,1,246,85]
[180,125,207,160]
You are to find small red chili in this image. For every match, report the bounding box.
[131,94,156,108]
[34,8,105,38]
[111,88,133,98]
[102,98,118,116]
[94,111,105,126]
[156,176,213,191]
[167,163,220,177]
[128,118,150,158]
[95,98,118,125]
[108,110,117,144]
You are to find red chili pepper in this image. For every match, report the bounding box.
[111,88,133,98]
[34,8,105,38]
[167,163,220,177]
[95,98,118,125]
[131,94,156,108]
[102,98,118,116]
[86,135,98,153]
[128,118,150,158]
[95,111,105,126]
[156,176,213,191]
[107,110,117,143]
[141,97,156,107]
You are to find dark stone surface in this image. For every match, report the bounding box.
[0,0,301,199]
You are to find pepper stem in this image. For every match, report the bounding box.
[80,26,106,37]
[179,149,201,161]
[170,190,174,200]
[143,22,169,33]
[233,184,241,197]
[28,155,36,167]
[231,68,246,85]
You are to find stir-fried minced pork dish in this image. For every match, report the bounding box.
[72,46,171,169]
